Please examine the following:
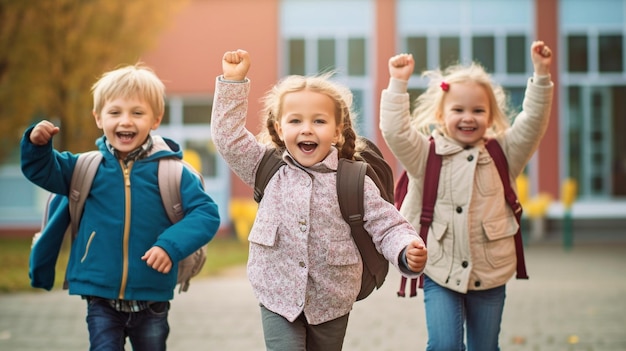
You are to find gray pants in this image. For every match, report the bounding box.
[260,305,350,351]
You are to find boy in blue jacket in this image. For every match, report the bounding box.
[21,63,221,351]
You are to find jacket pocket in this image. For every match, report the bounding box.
[248,222,278,247]
[426,220,448,264]
[326,239,359,266]
[482,215,517,268]
[80,231,97,263]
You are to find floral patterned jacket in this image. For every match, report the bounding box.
[211,77,422,324]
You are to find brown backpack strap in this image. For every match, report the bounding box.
[485,140,528,280]
[254,148,284,203]
[337,159,388,293]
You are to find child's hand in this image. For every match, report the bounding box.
[531,40,552,76]
[222,49,251,81]
[30,120,60,146]
[142,246,173,274]
[405,240,427,273]
[388,53,414,81]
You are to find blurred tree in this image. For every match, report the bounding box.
[0,0,188,163]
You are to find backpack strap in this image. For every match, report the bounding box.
[158,157,206,224]
[158,158,184,224]
[485,140,529,280]
[157,157,207,293]
[69,151,102,238]
[336,159,387,291]
[415,138,441,291]
[254,148,285,203]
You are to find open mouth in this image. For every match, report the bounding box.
[116,131,136,142]
[298,141,318,153]
[459,127,476,132]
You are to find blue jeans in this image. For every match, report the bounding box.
[423,275,506,351]
[86,297,170,351]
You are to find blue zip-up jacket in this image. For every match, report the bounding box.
[22,127,220,301]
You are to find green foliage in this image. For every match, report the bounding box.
[0,236,249,293]
[0,0,189,163]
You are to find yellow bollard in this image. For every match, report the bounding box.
[516,174,530,206]
[182,149,202,172]
[229,198,258,242]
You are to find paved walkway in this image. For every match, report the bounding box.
[1,242,625,350]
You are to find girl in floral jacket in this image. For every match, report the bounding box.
[211,49,427,351]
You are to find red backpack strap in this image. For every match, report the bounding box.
[398,138,440,297]
[485,140,529,280]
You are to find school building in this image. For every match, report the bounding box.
[2,0,625,236]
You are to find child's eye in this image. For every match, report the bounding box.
[314,119,327,124]
[287,118,301,124]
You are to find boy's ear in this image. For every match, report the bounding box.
[151,114,163,130]
[93,111,103,129]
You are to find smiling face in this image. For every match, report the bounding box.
[94,96,162,159]
[440,81,492,147]
[274,89,342,167]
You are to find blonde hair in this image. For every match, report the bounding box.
[91,63,165,118]
[411,62,511,137]
[258,73,364,160]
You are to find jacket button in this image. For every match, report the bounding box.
[299,261,306,268]
[462,261,468,268]
[456,206,462,213]
[474,281,481,287]
[467,155,474,161]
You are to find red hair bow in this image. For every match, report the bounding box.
[440,81,450,92]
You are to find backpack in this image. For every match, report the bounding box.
[254,137,394,301]
[31,151,207,293]
[396,138,529,298]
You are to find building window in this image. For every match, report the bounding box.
[289,38,306,75]
[472,36,495,73]
[348,38,366,76]
[567,35,588,73]
[440,36,460,69]
[406,36,428,74]
[318,38,336,74]
[599,34,623,73]
[183,104,212,124]
[506,35,526,74]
